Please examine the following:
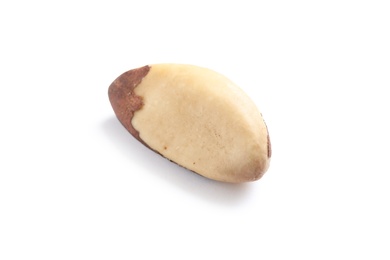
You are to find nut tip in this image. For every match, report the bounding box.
[108,65,150,139]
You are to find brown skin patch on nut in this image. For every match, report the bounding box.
[108,65,150,144]
[267,134,272,158]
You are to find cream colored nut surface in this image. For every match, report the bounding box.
[108,64,271,183]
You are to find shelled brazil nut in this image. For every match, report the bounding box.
[108,64,271,183]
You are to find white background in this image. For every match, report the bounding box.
[1,0,389,259]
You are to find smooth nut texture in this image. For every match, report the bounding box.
[108,64,271,183]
